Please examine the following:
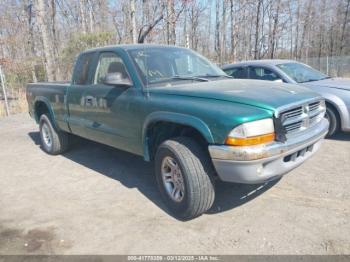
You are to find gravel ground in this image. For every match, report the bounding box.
[0,114,349,255]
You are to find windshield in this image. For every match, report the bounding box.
[276,62,329,83]
[128,47,227,86]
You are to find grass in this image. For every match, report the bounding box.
[0,90,28,118]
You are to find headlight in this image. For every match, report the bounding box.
[225,118,275,146]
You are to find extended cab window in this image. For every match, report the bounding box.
[94,52,130,84]
[74,52,95,85]
[248,67,282,81]
[224,67,247,79]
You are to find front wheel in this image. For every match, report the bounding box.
[155,137,215,220]
[325,106,339,137]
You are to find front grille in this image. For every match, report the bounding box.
[309,101,321,112]
[284,121,303,133]
[282,107,303,121]
[277,99,325,135]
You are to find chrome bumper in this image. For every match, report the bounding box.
[208,118,329,184]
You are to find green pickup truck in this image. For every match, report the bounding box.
[27,45,329,219]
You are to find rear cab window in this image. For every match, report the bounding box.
[73,52,95,85]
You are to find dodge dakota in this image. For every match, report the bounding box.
[27,45,329,219]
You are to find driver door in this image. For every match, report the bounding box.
[82,51,140,152]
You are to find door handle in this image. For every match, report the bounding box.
[85,96,94,106]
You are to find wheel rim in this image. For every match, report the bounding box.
[161,156,185,202]
[41,123,52,148]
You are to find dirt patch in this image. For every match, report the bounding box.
[0,224,71,254]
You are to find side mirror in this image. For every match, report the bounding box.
[273,79,283,83]
[103,73,132,87]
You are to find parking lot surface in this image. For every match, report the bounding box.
[0,114,349,254]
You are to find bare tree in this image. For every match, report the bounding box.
[50,0,61,80]
[138,2,165,43]
[229,0,237,61]
[254,0,263,59]
[215,0,221,63]
[269,0,281,59]
[166,0,176,45]
[188,1,205,50]
[221,0,227,61]
[36,0,56,81]
[339,0,350,56]
[298,0,312,59]
[130,0,137,44]
[79,0,88,34]
[1,0,350,88]
[25,0,37,82]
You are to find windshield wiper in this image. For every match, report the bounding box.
[300,79,321,83]
[196,74,232,79]
[171,75,209,82]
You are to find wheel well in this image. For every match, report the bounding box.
[34,101,50,122]
[146,121,208,161]
[325,101,341,126]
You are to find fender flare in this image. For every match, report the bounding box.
[33,96,58,129]
[142,111,214,161]
[322,93,349,130]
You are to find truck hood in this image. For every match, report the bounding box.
[302,78,350,91]
[149,79,320,111]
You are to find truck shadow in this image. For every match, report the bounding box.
[28,132,279,219]
[327,132,350,141]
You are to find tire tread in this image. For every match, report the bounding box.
[39,114,69,155]
[156,137,215,219]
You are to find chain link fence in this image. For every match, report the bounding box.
[221,56,350,78]
[299,56,350,78]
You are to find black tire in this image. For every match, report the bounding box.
[155,137,215,220]
[39,114,69,155]
[325,105,339,137]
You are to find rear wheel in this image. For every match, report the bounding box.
[155,137,215,220]
[325,106,339,137]
[39,114,69,155]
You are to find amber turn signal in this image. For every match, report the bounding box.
[225,133,275,146]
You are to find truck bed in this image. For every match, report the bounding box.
[26,81,71,130]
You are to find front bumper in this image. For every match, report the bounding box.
[208,118,329,184]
